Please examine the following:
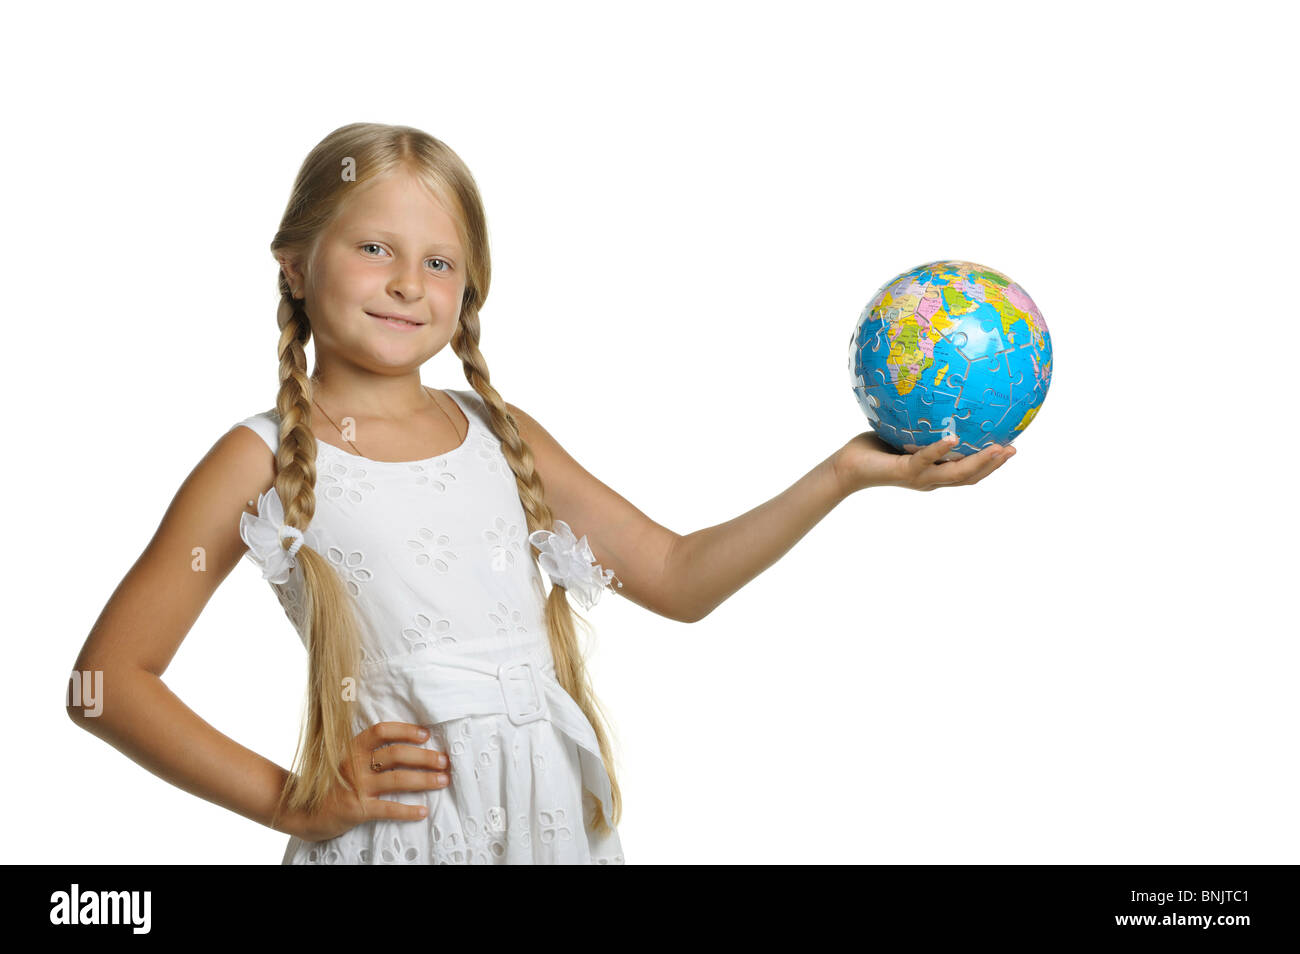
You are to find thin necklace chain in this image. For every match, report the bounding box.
[309,384,461,458]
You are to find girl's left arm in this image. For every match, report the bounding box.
[509,403,1014,624]
[664,431,1013,622]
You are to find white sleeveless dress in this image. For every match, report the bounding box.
[230,388,625,865]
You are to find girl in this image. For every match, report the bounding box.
[68,122,1015,865]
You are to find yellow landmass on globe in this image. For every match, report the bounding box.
[1014,403,1040,432]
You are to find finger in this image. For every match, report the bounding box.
[923,435,959,462]
[371,742,449,772]
[944,444,1013,486]
[370,768,451,793]
[907,436,957,481]
[361,721,430,749]
[362,795,433,823]
[922,443,997,487]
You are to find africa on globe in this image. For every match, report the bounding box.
[848,260,1052,461]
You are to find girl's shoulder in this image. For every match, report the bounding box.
[229,408,280,455]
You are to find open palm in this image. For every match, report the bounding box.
[835,431,1016,494]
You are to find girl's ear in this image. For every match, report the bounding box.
[277,255,306,299]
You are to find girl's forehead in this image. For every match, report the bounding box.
[336,175,458,231]
[353,169,444,204]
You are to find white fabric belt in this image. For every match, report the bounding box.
[356,644,614,828]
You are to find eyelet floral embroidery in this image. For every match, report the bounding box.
[485,516,524,571]
[515,814,533,848]
[408,528,459,573]
[318,460,376,504]
[449,718,473,759]
[412,458,458,493]
[400,613,457,651]
[475,434,506,476]
[473,729,502,781]
[487,601,528,638]
[538,809,573,846]
[326,547,373,598]
[379,833,420,864]
[433,824,469,865]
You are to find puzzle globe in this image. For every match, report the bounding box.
[848,260,1053,460]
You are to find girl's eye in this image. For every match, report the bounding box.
[361,244,451,272]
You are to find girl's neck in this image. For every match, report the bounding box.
[308,371,435,422]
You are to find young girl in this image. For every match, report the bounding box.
[68,122,1015,865]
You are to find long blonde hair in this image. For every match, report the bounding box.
[265,122,620,834]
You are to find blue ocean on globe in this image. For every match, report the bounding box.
[848,260,1053,460]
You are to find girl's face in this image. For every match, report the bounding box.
[284,170,468,374]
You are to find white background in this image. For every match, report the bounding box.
[5,0,1295,864]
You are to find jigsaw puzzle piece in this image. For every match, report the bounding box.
[948,304,1009,363]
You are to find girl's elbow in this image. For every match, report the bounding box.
[65,662,109,724]
[675,600,713,624]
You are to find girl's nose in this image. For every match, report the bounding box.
[387,268,424,301]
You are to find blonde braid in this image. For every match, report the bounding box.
[450,305,623,833]
[267,290,366,829]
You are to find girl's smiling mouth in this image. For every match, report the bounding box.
[367,311,425,329]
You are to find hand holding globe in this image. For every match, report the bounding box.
[834,428,1015,494]
[842,259,1051,490]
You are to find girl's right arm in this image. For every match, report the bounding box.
[64,424,442,843]
[66,424,320,837]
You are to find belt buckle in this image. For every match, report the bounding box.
[498,659,547,725]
